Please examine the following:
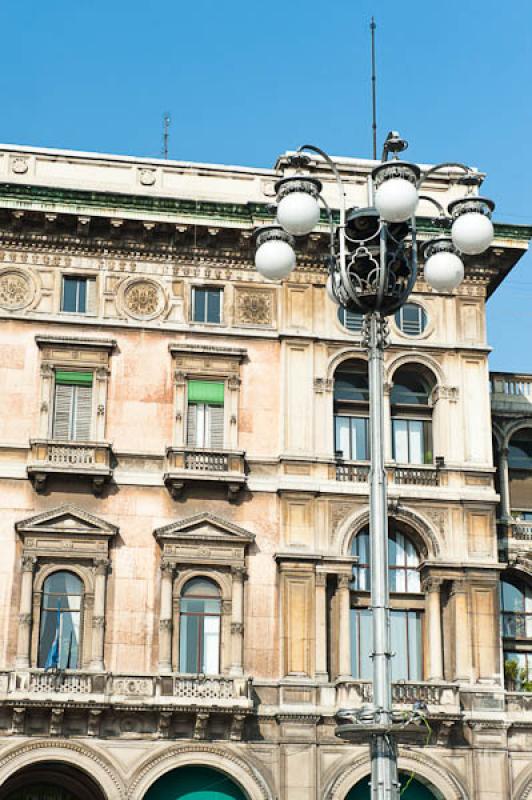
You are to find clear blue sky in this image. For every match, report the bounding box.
[2,0,531,370]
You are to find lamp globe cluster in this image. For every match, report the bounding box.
[254,148,496,297]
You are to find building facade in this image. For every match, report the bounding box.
[0,144,530,799]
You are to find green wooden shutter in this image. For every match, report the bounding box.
[73,385,92,440]
[53,384,74,439]
[208,405,224,448]
[188,380,224,405]
[186,403,198,446]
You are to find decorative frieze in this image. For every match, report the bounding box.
[234,288,275,327]
[120,278,166,320]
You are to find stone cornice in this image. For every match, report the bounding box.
[35,334,117,351]
[0,182,530,241]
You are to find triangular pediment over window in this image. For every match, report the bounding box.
[154,513,254,567]
[16,504,118,540]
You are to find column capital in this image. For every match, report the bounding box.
[161,560,176,578]
[231,565,246,580]
[21,555,37,573]
[231,621,244,635]
[93,558,110,576]
[422,576,444,593]
[338,574,351,590]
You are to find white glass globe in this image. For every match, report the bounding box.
[277,191,320,236]
[374,178,419,223]
[424,250,464,292]
[375,178,419,222]
[255,239,296,281]
[451,212,494,255]
[326,275,340,304]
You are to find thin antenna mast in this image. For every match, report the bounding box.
[162,113,171,159]
[370,17,377,160]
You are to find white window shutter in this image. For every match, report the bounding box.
[73,386,92,440]
[86,279,97,314]
[186,403,198,446]
[208,405,224,449]
[53,385,74,440]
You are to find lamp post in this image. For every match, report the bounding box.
[254,132,495,799]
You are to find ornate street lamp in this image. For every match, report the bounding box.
[254,132,495,799]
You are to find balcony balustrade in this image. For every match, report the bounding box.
[491,372,532,413]
[3,669,252,709]
[27,439,113,494]
[164,446,246,501]
[335,461,440,487]
[335,679,460,712]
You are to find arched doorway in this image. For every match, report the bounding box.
[346,772,439,799]
[1,762,106,800]
[143,766,247,800]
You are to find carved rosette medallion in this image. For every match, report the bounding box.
[0,269,34,310]
[234,289,274,327]
[121,279,165,320]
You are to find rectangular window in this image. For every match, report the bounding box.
[186,380,224,449]
[61,277,96,313]
[192,288,222,324]
[52,371,93,441]
[392,419,432,464]
[335,415,369,460]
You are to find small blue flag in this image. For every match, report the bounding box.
[44,605,61,670]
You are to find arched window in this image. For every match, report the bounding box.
[334,360,369,461]
[350,527,423,681]
[179,577,221,674]
[391,366,434,465]
[501,576,532,690]
[38,571,83,669]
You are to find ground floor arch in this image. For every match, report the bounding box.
[346,772,441,800]
[143,765,247,800]
[1,761,107,800]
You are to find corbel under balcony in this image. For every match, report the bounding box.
[27,439,113,495]
[164,446,247,501]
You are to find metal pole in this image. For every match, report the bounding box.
[367,310,399,800]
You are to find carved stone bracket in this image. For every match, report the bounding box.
[158,711,173,738]
[88,709,103,737]
[230,712,247,741]
[11,707,25,735]
[49,707,64,737]
[193,711,209,740]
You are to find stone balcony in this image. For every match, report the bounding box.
[164,446,247,501]
[491,372,532,415]
[335,461,441,487]
[27,439,113,494]
[0,670,253,740]
[333,679,460,715]
[499,519,532,559]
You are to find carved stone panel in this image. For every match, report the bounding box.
[0,268,35,310]
[120,278,166,320]
[234,288,275,327]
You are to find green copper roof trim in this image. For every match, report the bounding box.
[0,182,530,241]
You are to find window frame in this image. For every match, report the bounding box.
[391,367,435,466]
[337,306,364,334]
[191,286,223,325]
[179,577,222,675]
[334,361,370,462]
[37,569,84,670]
[51,370,94,442]
[394,303,428,337]
[350,527,424,681]
[60,275,97,315]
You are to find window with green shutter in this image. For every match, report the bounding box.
[187,381,224,448]
[53,371,93,441]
